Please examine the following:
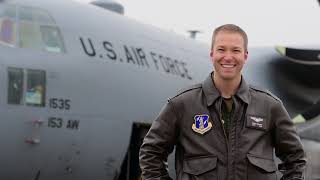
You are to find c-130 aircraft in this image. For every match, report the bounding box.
[0,0,319,179]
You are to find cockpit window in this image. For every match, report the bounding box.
[0,4,16,18]
[35,9,55,24]
[19,21,42,50]
[19,6,33,22]
[41,25,65,53]
[0,4,66,53]
[18,6,55,24]
[0,5,17,46]
[18,6,66,53]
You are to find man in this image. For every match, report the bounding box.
[139,24,306,180]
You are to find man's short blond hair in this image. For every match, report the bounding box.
[211,24,248,51]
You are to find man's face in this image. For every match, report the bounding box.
[210,31,248,81]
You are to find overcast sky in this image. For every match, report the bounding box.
[73,0,320,47]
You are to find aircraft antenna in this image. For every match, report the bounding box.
[187,30,201,39]
[91,0,124,15]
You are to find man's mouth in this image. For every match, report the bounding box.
[221,64,235,68]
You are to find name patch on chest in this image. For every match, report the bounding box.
[246,115,267,130]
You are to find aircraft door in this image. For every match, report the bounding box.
[0,64,5,107]
[28,67,82,180]
[0,66,46,179]
[0,66,80,180]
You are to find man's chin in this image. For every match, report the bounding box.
[221,75,237,81]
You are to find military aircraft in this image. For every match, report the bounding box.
[0,0,319,179]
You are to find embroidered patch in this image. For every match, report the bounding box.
[246,115,267,130]
[192,114,212,135]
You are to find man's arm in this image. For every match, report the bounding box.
[139,100,179,180]
[273,100,307,180]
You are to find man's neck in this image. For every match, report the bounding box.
[212,73,241,98]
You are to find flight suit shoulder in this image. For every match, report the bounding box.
[249,85,281,102]
[168,83,202,101]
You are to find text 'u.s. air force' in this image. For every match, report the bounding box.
[80,37,192,80]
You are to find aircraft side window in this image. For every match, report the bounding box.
[26,69,46,107]
[7,67,24,105]
[0,5,17,46]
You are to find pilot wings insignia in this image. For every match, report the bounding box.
[250,116,264,123]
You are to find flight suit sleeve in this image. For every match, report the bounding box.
[272,100,307,180]
[139,100,179,180]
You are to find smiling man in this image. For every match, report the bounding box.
[139,24,306,180]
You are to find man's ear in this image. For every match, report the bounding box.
[210,51,214,62]
[244,50,248,61]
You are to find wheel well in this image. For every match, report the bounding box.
[117,122,151,180]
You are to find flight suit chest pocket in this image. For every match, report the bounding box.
[183,155,217,180]
[246,115,267,131]
[247,154,276,180]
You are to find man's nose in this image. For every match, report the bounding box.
[223,51,234,60]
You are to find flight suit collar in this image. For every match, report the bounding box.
[202,72,250,106]
[236,77,250,104]
[202,73,220,106]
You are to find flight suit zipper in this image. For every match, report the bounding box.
[218,99,228,142]
[216,98,229,180]
[218,97,237,180]
[229,98,238,180]
[219,110,228,140]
